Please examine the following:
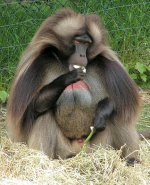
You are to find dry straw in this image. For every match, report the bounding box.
[0,120,150,185]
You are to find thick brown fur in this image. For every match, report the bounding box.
[7,9,141,160]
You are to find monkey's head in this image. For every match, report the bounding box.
[32,9,107,70]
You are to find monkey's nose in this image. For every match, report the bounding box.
[80,54,85,57]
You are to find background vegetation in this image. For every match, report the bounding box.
[0,2,149,184]
[0,0,150,99]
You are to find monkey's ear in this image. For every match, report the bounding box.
[95,53,140,123]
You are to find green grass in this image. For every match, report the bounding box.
[0,0,150,91]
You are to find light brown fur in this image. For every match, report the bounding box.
[7,9,141,161]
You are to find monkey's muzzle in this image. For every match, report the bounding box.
[73,65,86,73]
[69,64,86,73]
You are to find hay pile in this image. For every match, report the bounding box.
[0,92,150,185]
[0,121,150,185]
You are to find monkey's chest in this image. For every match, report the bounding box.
[55,82,96,139]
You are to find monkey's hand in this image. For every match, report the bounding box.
[64,68,86,86]
[93,116,106,131]
[33,68,86,114]
[93,98,114,132]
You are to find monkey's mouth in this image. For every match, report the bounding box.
[69,64,86,73]
[73,64,86,73]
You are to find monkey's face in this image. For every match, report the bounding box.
[51,9,106,60]
[68,33,92,71]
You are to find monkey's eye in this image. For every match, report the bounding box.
[74,33,92,44]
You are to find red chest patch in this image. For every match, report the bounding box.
[65,81,89,91]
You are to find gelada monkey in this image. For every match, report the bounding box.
[7,9,147,164]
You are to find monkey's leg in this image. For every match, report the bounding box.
[90,124,139,165]
[93,98,114,131]
[28,112,82,159]
[33,68,85,114]
[111,124,139,165]
[28,113,57,158]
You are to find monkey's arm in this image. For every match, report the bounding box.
[93,98,114,131]
[33,69,84,114]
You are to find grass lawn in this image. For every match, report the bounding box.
[0,1,150,91]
